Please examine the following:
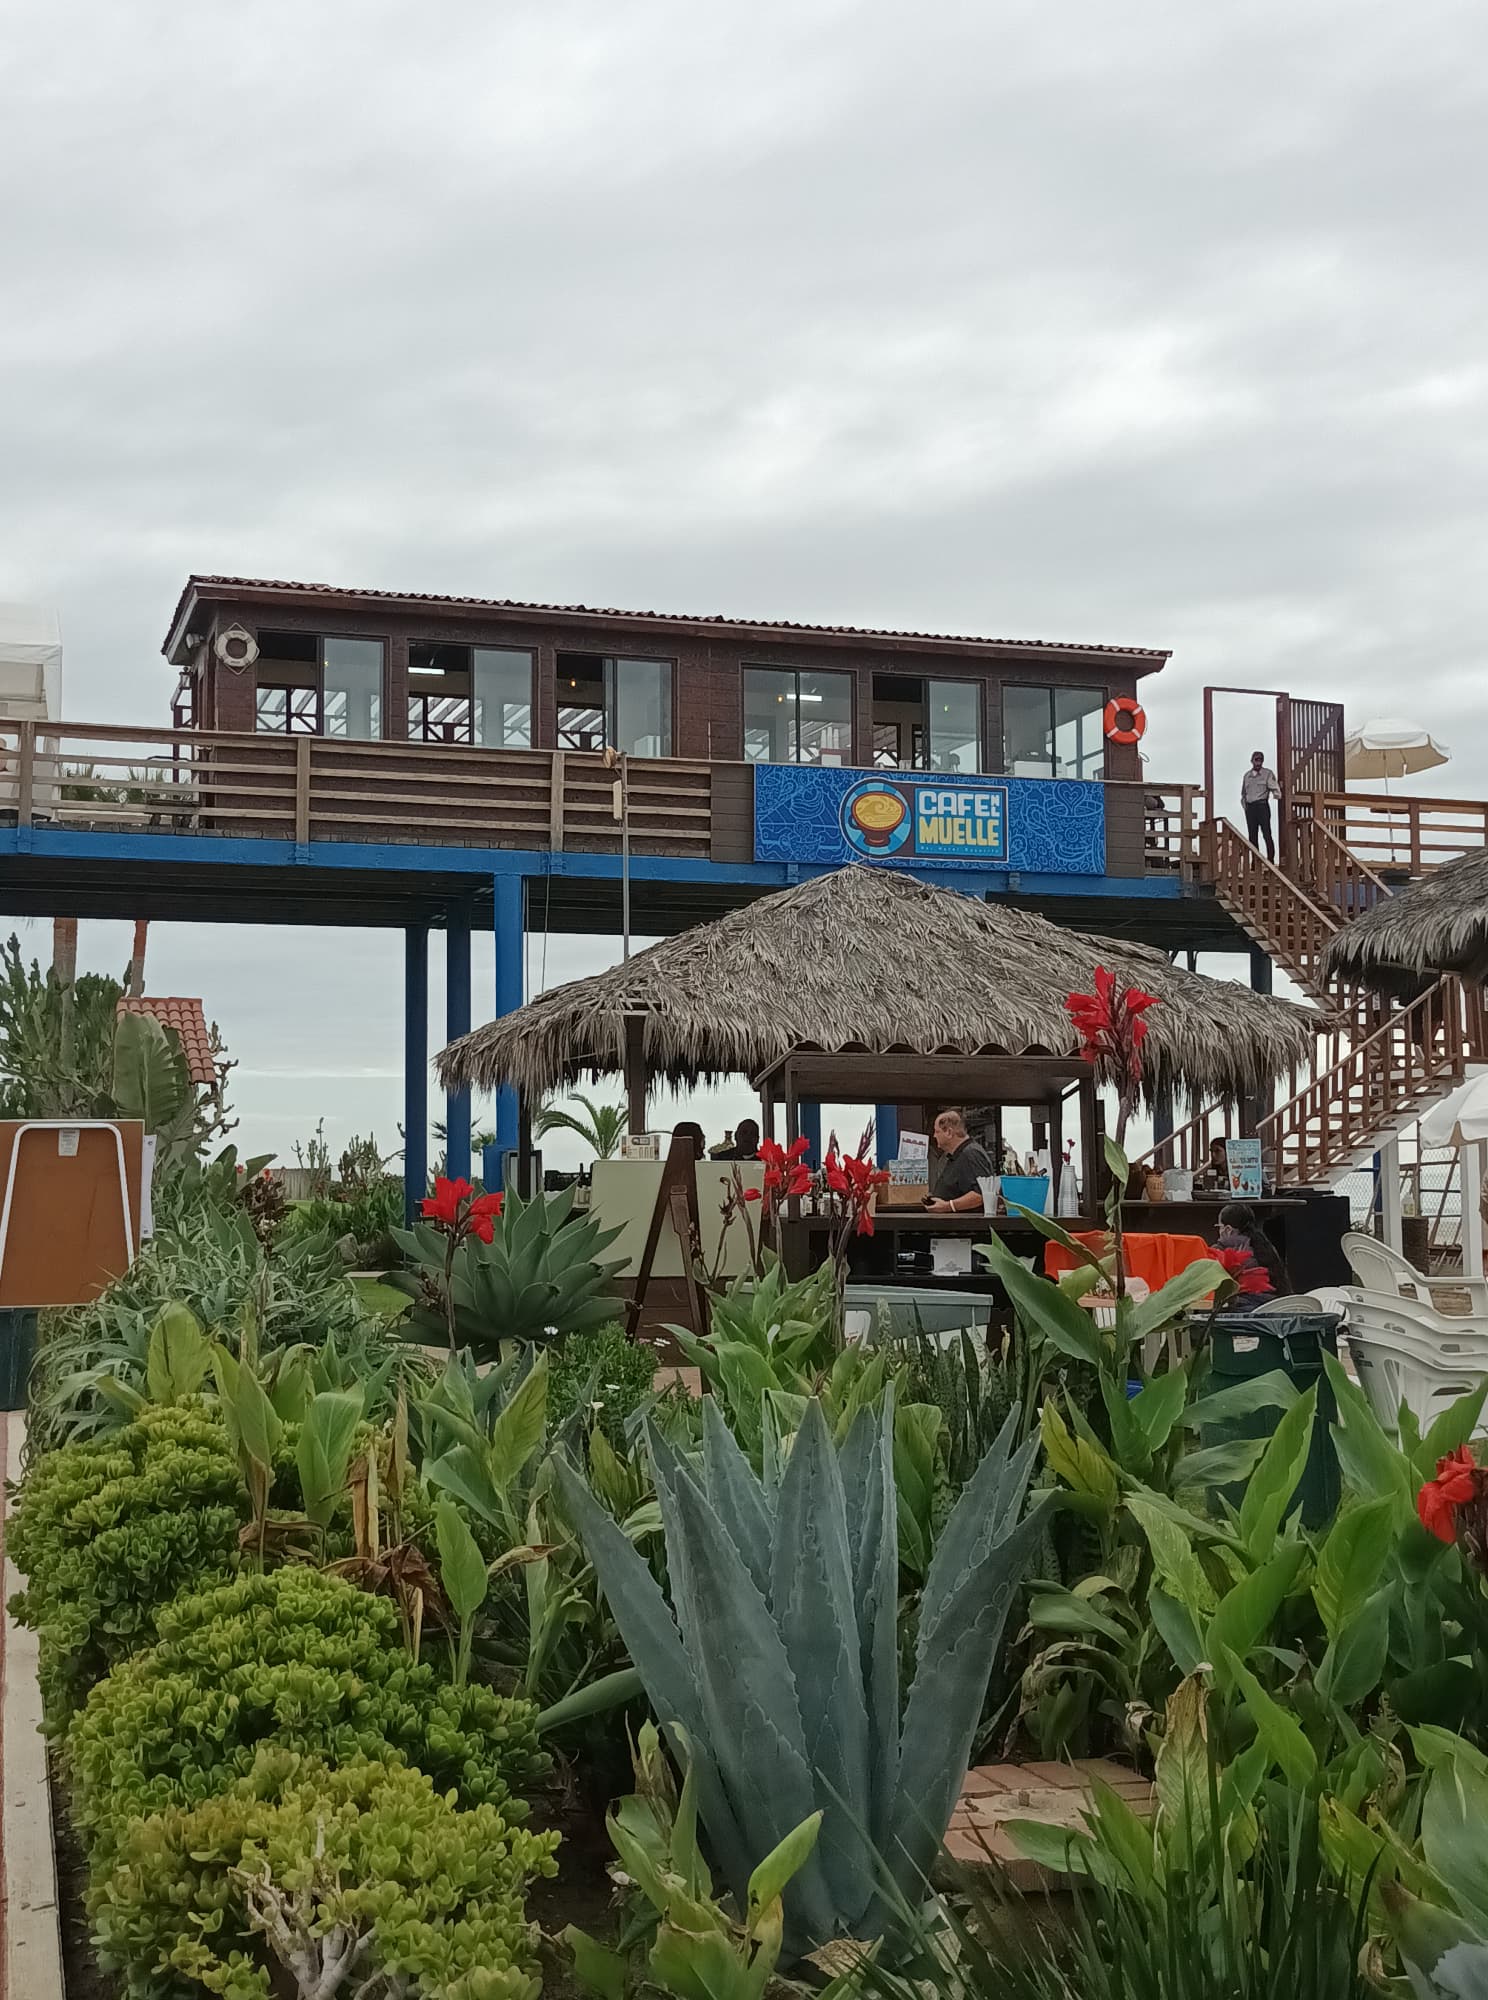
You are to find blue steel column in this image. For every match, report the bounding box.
[799,1101,822,1167]
[483,873,524,1193]
[404,926,429,1224]
[875,1104,899,1165]
[445,915,472,1185]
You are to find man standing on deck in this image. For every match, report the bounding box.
[1241,750,1281,861]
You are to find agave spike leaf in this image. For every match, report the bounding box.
[552,1455,755,1894]
[700,1398,775,1592]
[646,1425,837,1944]
[915,1409,1039,1655]
[842,1391,900,1854]
[769,1399,873,1924]
[890,1492,1054,1902]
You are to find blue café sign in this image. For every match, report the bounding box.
[753,764,1105,874]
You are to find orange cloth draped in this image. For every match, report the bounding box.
[1042,1230,1214,1293]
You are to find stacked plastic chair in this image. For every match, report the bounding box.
[1338,1231,1488,1439]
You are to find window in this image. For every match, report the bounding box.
[323,638,383,741]
[870,674,981,772]
[556,654,673,757]
[254,631,384,739]
[743,667,853,764]
[408,643,533,747]
[1004,684,1106,780]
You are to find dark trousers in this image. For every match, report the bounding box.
[1244,799,1275,861]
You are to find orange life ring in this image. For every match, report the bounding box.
[1103,695,1146,745]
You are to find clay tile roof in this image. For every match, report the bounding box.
[165,574,1170,666]
[116,996,217,1086]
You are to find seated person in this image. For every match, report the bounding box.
[925,1107,996,1215]
[1215,1202,1289,1310]
[716,1118,760,1161]
[1195,1137,1229,1192]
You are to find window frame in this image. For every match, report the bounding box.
[742,664,856,766]
[555,653,676,757]
[407,643,535,749]
[253,631,388,740]
[1002,681,1108,781]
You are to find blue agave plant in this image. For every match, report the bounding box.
[558,1390,1050,1952]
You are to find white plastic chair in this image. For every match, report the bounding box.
[1344,1330,1488,1442]
[1341,1231,1488,1320]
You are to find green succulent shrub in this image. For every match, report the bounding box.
[6,1399,241,1729]
[31,1192,375,1453]
[90,1750,559,2000]
[391,1186,627,1356]
[67,1566,548,1872]
[549,1323,658,1448]
[559,1393,1049,1955]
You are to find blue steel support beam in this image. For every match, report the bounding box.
[404,926,429,1224]
[445,916,472,1185]
[875,1104,900,1165]
[484,874,524,1192]
[799,1102,823,1167]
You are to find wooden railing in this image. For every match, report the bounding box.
[1201,817,1340,1000]
[0,721,720,858]
[1138,783,1202,876]
[1259,975,1488,1184]
[1293,791,1488,875]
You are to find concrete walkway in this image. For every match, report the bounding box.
[0,1411,64,2000]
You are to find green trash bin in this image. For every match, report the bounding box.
[1202,1310,1341,1528]
[0,1309,37,1413]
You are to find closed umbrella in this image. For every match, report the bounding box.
[1420,1067,1488,1279]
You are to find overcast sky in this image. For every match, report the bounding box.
[2,0,1487,1167]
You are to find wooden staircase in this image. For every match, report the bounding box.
[1148,815,1488,1186]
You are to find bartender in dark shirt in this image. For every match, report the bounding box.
[926,1108,996,1214]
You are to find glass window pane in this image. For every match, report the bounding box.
[797,671,852,765]
[744,668,797,763]
[926,680,980,773]
[1053,685,1105,781]
[473,648,533,749]
[1004,685,1054,776]
[256,686,288,733]
[323,638,383,740]
[608,658,671,757]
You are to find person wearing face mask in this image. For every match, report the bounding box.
[1215,1203,1288,1308]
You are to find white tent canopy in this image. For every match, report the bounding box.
[1420,1065,1488,1279]
[0,604,62,719]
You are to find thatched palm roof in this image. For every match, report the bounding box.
[1323,846,1488,994]
[439,867,1320,1103]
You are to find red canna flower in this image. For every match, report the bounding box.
[1066,967,1160,1089]
[1418,1445,1481,1544]
[464,1190,504,1243]
[740,1186,762,1203]
[422,1176,473,1227]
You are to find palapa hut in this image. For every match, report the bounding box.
[1323,846,1488,995]
[439,866,1319,1118]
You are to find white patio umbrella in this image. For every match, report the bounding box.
[1420,1067,1488,1279]
[1345,719,1450,864]
[1345,717,1451,785]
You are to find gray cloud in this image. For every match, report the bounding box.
[2,0,1486,1156]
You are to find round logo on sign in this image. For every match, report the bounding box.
[841,780,911,857]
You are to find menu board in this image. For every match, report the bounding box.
[1224,1138,1263,1199]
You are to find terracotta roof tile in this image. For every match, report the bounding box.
[117,996,216,1086]
[165,574,1170,664]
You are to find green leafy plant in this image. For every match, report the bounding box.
[558,1393,1050,1953]
[864,1684,1374,2000]
[391,1185,626,1355]
[534,1091,628,1159]
[549,1323,660,1449]
[6,1399,241,1729]
[566,1719,821,2000]
[435,1496,490,1687]
[66,1566,548,1873]
[90,1750,559,2000]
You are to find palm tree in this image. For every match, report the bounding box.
[533,1092,627,1159]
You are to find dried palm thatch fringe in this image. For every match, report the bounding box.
[1322,845,1488,995]
[440,866,1322,1106]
